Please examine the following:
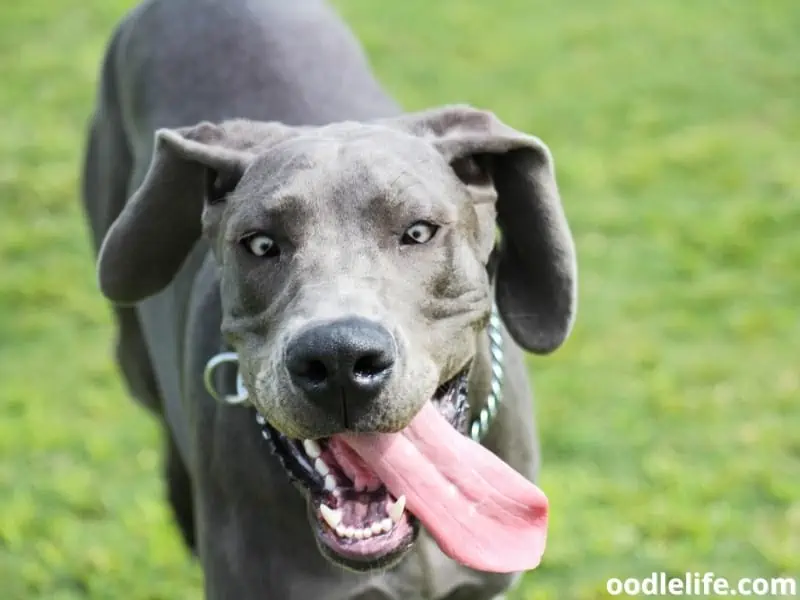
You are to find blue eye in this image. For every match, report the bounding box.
[242,233,279,257]
[401,221,439,245]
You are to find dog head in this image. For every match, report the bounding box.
[97,105,576,569]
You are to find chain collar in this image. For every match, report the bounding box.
[469,302,504,442]
[203,303,505,442]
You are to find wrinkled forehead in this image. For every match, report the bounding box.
[232,125,462,215]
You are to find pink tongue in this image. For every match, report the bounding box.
[341,402,548,573]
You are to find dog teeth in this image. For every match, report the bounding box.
[331,522,387,540]
[324,474,337,492]
[326,512,397,540]
[319,504,342,529]
[255,413,266,425]
[387,495,406,523]
[314,458,330,476]
[303,439,321,459]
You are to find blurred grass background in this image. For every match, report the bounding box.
[1,0,798,598]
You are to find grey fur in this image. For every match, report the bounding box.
[81,0,576,598]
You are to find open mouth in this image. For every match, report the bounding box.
[258,369,470,570]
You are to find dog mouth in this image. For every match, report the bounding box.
[258,368,470,571]
[258,361,550,575]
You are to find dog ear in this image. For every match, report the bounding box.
[383,106,577,354]
[97,120,297,305]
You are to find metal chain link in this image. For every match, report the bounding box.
[470,302,504,442]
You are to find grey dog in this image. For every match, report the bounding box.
[81,0,577,598]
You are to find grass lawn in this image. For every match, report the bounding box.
[1,1,798,598]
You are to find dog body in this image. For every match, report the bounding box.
[82,1,576,598]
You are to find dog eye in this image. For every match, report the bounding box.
[401,221,439,245]
[242,233,279,258]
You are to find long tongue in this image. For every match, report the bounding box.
[341,402,548,573]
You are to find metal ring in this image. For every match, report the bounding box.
[203,352,250,405]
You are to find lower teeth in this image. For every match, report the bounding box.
[324,511,398,540]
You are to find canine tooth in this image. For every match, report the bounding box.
[324,474,337,492]
[314,458,330,476]
[388,495,406,523]
[379,518,393,533]
[335,524,347,537]
[255,413,266,425]
[371,522,383,535]
[353,528,364,540]
[319,504,342,529]
[303,439,321,459]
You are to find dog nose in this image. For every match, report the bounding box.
[285,317,395,422]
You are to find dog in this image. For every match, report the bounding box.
[81,0,577,598]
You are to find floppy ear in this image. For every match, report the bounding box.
[383,106,577,354]
[97,120,297,305]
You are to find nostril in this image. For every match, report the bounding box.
[299,359,328,385]
[353,352,393,380]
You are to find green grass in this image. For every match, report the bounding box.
[1,1,798,598]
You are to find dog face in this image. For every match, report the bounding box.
[96,106,576,570]
[212,124,494,438]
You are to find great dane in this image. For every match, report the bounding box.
[81,0,577,598]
